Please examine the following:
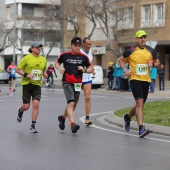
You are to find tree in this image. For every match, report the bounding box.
[0,23,14,53]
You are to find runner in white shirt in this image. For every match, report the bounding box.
[80,37,95,126]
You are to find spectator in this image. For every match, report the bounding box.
[149,67,158,93]
[158,64,165,91]
[107,62,114,90]
[115,58,123,91]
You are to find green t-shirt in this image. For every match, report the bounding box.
[17,53,47,86]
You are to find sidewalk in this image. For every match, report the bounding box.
[98,85,170,137]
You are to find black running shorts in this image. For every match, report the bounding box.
[22,84,41,104]
[130,80,149,103]
[63,83,80,104]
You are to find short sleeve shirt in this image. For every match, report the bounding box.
[7,65,17,77]
[123,45,158,83]
[80,48,93,82]
[57,51,91,83]
[17,53,47,86]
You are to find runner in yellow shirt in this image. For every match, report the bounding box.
[16,41,47,133]
[120,30,160,138]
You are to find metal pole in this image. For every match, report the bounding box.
[13,0,16,62]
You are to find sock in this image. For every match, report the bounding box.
[139,125,144,131]
[125,114,131,120]
[18,108,23,118]
[31,121,36,127]
[70,122,75,126]
[62,116,65,121]
[86,116,89,120]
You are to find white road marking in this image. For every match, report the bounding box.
[79,111,170,143]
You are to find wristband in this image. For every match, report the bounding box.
[23,73,28,77]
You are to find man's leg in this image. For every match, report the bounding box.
[135,99,144,126]
[17,85,31,123]
[8,77,12,91]
[83,83,92,125]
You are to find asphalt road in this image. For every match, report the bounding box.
[0,83,170,170]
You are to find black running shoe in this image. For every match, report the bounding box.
[30,126,38,133]
[17,108,23,123]
[71,123,80,133]
[58,115,65,130]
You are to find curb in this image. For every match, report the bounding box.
[105,113,170,137]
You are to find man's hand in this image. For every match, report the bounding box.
[43,73,48,79]
[78,66,85,72]
[124,70,132,77]
[148,59,153,67]
[59,67,65,74]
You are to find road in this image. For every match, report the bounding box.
[0,83,170,170]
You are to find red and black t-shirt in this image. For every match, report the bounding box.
[47,66,55,75]
[57,51,91,83]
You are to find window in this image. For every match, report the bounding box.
[141,5,151,27]
[117,7,134,30]
[141,3,165,28]
[34,7,44,17]
[154,4,164,27]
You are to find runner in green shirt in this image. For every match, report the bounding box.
[16,41,47,133]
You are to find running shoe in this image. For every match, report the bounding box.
[30,126,38,133]
[139,127,150,138]
[123,114,131,132]
[58,115,65,130]
[71,123,80,133]
[85,119,92,126]
[17,108,23,123]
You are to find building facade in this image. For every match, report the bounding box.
[0,0,61,71]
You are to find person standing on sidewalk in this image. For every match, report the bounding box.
[80,37,95,126]
[149,67,157,93]
[55,37,93,133]
[7,61,17,92]
[120,30,160,138]
[107,62,114,90]
[16,41,47,133]
[158,64,165,91]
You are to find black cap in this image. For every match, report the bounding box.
[71,37,82,45]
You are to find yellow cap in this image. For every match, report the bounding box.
[109,62,113,65]
[135,30,147,38]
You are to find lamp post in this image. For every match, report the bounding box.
[13,0,16,62]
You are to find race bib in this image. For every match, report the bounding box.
[74,83,82,91]
[136,64,148,75]
[31,70,42,80]
[11,68,16,74]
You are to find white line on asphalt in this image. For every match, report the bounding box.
[0,93,13,98]
[79,111,170,143]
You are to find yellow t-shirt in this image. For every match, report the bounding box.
[17,53,47,86]
[123,45,158,83]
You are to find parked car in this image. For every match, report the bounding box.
[0,70,8,84]
[92,65,104,88]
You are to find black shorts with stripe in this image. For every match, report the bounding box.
[22,84,41,104]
